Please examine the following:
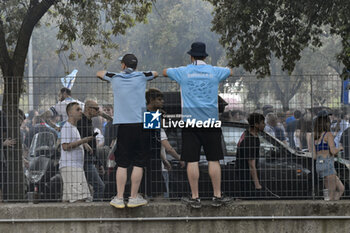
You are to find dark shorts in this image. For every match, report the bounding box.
[181,127,223,162]
[115,124,151,168]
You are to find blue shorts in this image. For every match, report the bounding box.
[316,156,336,178]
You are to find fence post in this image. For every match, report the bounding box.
[310,75,315,199]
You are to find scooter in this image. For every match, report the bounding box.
[24,131,62,201]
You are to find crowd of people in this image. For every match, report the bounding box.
[16,90,115,203]
[0,42,347,207]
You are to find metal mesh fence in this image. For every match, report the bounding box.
[0,74,349,203]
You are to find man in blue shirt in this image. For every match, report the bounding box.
[96,54,158,208]
[163,42,233,208]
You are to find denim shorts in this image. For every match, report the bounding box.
[316,156,336,178]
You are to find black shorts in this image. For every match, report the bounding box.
[115,123,152,168]
[181,127,223,162]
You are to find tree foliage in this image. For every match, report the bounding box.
[241,33,343,110]
[114,0,225,72]
[0,0,153,78]
[0,0,153,200]
[208,0,350,77]
[25,0,229,78]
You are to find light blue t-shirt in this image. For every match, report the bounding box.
[166,63,230,121]
[103,70,154,124]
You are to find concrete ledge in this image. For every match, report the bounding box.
[1,200,350,233]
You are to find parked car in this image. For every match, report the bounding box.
[166,121,350,199]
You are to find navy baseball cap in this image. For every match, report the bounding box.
[119,54,138,69]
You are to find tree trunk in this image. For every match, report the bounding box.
[281,98,290,112]
[2,68,24,201]
[0,0,57,201]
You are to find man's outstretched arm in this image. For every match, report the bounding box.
[152,71,159,78]
[162,69,168,77]
[96,70,107,80]
[40,111,60,131]
[143,71,159,80]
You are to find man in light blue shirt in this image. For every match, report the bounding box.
[163,42,233,208]
[96,54,158,208]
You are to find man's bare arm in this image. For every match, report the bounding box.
[162,69,168,77]
[62,136,93,151]
[40,111,60,131]
[99,112,113,122]
[161,139,181,161]
[248,159,262,189]
[96,70,107,80]
[152,71,159,78]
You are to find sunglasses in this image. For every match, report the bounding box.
[89,107,99,111]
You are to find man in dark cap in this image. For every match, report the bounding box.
[163,42,233,208]
[97,54,158,208]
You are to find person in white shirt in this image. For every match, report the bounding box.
[41,88,84,131]
[59,102,93,203]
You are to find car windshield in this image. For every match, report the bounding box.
[221,126,245,155]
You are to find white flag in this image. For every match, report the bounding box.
[61,69,78,90]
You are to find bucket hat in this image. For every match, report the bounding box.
[187,42,208,57]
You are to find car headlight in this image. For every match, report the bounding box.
[296,168,311,176]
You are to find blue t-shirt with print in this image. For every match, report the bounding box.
[166,64,230,121]
[103,70,154,124]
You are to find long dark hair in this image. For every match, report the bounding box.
[313,116,330,140]
[299,116,312,149]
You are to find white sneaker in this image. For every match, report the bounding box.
[110,196,125,209]
[127,194,148,208]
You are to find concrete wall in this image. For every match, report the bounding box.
[1,200,350,233]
